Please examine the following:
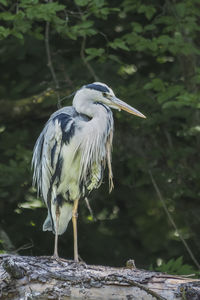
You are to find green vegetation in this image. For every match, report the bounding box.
[153,256,197,276]
[0,0,200,275]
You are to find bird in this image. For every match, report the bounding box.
[32,82,146,262]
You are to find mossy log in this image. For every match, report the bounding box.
[0,254,200,300]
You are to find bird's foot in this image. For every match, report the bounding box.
[51,255,70,267]
[51,254,60,261]
[72,255,87,268]
[51,249,62,262]
[74,257,79,263]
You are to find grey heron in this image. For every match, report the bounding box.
[32,82,146,262]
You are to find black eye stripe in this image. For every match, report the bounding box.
[85,83,110,93]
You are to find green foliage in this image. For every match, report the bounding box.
[0,25,10,39]
[154,257,197,276]
[0,0,200,272]
[0,0,8,5]
[109,38,129,51]
[137,4,156,20]
[74,0,90,6]
[85,48,105,61]
[0,1,66,40]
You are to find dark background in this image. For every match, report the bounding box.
[0,0,200,275]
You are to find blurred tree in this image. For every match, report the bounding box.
[0,0,200,274]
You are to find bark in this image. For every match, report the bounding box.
[0,254,200,300]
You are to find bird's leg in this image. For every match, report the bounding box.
[72,199,79,262]
[53,206,60,259]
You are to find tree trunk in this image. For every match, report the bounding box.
[0,254,199,300]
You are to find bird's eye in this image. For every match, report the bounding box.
[102,92,108,98]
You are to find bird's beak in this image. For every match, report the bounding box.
[110,97,146,118]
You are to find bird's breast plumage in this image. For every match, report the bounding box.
[32,105,113,203]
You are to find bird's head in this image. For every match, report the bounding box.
[73,82,146,118]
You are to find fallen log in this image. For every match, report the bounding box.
[0,254,199,300]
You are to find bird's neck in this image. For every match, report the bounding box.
[73,93,114,189]
[73,92,114,137]
[73,96,113,141]
[73,94,108,119]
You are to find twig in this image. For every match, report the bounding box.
[80,36,99,81]
[164,129,173,149]
[84,197,96,221]
[74,4,99,81]
[45,21,59,89]
[149,170,200,270]
[16,242,34,252]
[76,5,99,81]
[44,1,61,108]
[59,63,74,87]
[122,277,167,300]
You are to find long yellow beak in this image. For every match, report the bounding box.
[111,97,146,118]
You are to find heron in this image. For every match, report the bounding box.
[32,82,146,262]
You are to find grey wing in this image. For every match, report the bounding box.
[32,107,77,205]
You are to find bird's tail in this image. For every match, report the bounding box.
[43,211,53,232]
[55,202,73,235]
[43,202,73,235]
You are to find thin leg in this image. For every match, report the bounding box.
[53,207,60,259]
[72,199,79,262]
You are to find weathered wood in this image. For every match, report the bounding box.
[0,254,200,300]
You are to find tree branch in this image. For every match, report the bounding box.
[44,1,61,108]
[45,22,59,90]
[149,170,200,270]
[80,36,99,81]
[1,254,200,300]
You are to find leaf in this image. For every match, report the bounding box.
[144,24,156,31]
[137,4,156,20]
[12,11,32,35]
[108,54,122,64]
[0,12,15,21]
[148,40,157,51]
[143,78,165,92]
[74,0,89,6]
[118,64,137,76]
[157,85,183,103]
[145,6,156,20]
[20,0,39,4]
[171,256,183,272]
[80,20,94,29]
[162,100,190,109]
[92,0,105,8]
[175,3,186,18]
[12,31,24,39]
[109,38,129,51]
[0,26,10,39]
[157,35,172,45]
[154,16,175,25]
[0,0,8,6]
[26,2,65,21]
[68,20,97,39]
[156,257,197,275]
[132,22,143,33]
[85,47,105,61]
[156,56,174,63]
